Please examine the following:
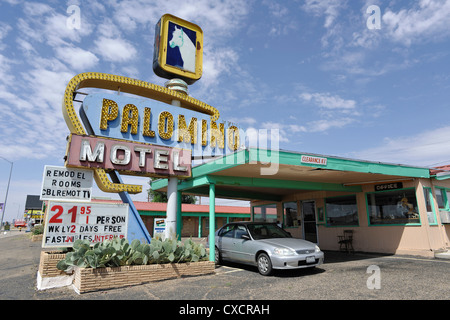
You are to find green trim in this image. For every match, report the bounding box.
[207,175,362,193]
[365,187,422,226]
[209,183,215,262]
[424,187,439,226]
[184,185,282,202]
[434,174,450,180]
[138,210,250,218]
[192,149,248,177]
[248,148,430,178]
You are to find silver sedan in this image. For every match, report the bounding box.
[213,222,324,276]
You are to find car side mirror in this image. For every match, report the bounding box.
[241,234,250,240]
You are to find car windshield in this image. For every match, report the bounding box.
[247,224,292,240]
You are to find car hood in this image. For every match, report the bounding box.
[257,238,316,251]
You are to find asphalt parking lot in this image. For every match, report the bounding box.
[1,232,448,309]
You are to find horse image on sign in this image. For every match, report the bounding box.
[153,14,203,84]
[168,23,196,73]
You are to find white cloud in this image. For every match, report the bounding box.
[93,37,137,62]
[55,46,99,70]
[201,48,239,88]
[307,118,355,133]
[383,0,450,46]
[302,0,346,28]
[299,92,356,110]
[350,126,450,166]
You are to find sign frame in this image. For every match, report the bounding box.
[153,14,203,84]
[42,201,129,248]
[40,165,94,202]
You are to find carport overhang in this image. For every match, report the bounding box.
[150,148,431,260]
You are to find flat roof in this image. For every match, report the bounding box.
[151,148,432,201]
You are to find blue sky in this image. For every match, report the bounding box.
[1,0,450,222]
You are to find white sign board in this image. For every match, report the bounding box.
[154,218,166,236]
[43,201,129,248]
[40,165,93,201]
[301,155,327,166]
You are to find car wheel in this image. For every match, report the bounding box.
[214,246,221,264]
[257,253,273,276]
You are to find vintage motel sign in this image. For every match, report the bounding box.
[62,72,220,194]
[153,14,203,84]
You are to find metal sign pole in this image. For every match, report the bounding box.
[164,79,188,240]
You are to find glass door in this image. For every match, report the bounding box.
[301,200,318,243]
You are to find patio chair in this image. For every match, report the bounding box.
[338,230,354,253]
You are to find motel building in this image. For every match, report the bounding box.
[91,199,250,238]
[150,147,450,258]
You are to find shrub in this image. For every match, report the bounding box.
[31,224,44,235]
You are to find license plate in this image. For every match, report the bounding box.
[306,256,316,264]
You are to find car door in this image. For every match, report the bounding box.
[217,224,235,260]
[231,224,254,263]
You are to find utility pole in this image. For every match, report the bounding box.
[0,156,13,230]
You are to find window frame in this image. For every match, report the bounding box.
[423,187,438,226]
[324,194,359,227]
[252,203,278,223]
[365,187,421,226]
[282,201,300,229]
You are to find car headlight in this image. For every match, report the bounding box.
[315,245,321,253]
[273,248,296,256]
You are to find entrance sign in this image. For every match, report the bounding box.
[43,201,129,248]
[40,165,93,201]
[65,134,192,178]
[153,14,203,84]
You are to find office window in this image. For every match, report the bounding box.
[435,188,446,209]
[367,189,419,225]
[283,202,299,227]
[253,204,277,223]
[325,195,358,226]
[423,188,437,225]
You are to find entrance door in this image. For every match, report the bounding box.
[301,201,318,243]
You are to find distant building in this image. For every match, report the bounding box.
[24,195,44,224]
[91,199,250,238]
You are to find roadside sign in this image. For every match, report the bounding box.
[153,14,203,84]
[153,218,166,236]
[40,165,93,201]
[42,201,129,248]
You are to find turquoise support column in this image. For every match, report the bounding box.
[209,183,215,262]
[198,216,202,238]
[177,191,182,240]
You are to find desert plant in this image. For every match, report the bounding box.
[31,224,44,235]
[56,236,208,272]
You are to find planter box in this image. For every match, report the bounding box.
[73,260,215,294]
[37,251,74,290]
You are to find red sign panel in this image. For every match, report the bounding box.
[66,134,192,178]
